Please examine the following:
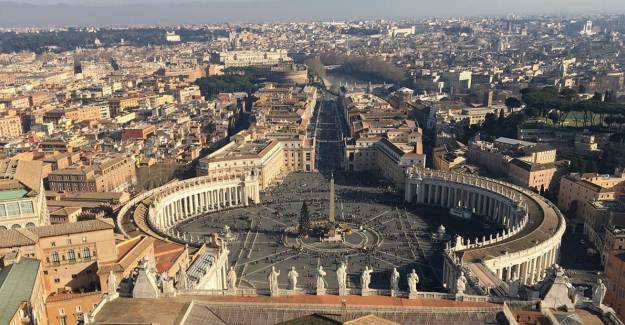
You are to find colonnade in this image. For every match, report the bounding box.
[153,182,259,231]
[493,244,560,285]
[407,181,521,228]
[140,173,261,237]
[405,167,566,289]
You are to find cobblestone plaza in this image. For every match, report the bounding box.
[176,172,498,292]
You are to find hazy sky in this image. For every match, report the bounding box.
[1,0,625,27]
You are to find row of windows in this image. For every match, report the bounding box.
[49,247,93,264]
[0,201,35,217]
[50,237,88,247]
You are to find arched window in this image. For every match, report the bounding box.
[11,224,21,229]
[25,222,36,229]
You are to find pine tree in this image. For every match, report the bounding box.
[299,201,311,235]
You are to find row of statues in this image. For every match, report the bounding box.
[256,262,422,296]
[225,263,467,297]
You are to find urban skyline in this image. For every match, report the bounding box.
[1,6,625,325]
[1,1,625,27]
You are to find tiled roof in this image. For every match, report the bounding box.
[0,229,37,248]
[0,219,114,248]
[31,218,114,238]
[0,159,43,194]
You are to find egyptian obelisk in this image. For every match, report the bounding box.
[329,173,335,224]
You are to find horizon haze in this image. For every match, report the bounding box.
[1,0,625,27]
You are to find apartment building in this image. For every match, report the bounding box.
[0,115,22,138]
[0,219,117,293]
[48,156,136,192]
[0,159,49,230]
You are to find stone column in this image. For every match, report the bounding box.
[427,184,433,204]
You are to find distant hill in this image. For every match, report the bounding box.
[0,0,623,27]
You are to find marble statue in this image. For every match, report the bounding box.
[288,266,299,290]
[316,265,327,291]
[107,270,117,294]
[268,266,280,296]
[456,271,467,295]
[408,269,419,294]
[227,266,237,289]
[177,266,188,290]
[337,262,348,292]
[390,268,400,291]
[592,278,607,306]
[361,266,373,290]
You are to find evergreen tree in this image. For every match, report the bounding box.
[299,201,311,235]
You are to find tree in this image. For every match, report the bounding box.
[548,111,560,125]
[559,87,577,101]
[303,56,326,79]
[505,97,522,109]
[299,201,311,235]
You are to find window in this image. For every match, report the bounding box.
[68,249,76,263]
[66,239,72,245]
[51,241,56,247]
[19,201,33,214]
[5,203,19,216]
[51,251,60,264]
[83,247,91,259]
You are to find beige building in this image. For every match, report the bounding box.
[219,50,292,68]
[604,252,625,320]
[0,159,49,230]
[197,136,314,189]
[0,219,117,294]
[45,291,102,325]
[558,172,625,218]
[507,159,556,192]
[197,84,317,188]
[344,137,425,187]
[341,92,426,186]
[468,137,557,192]
[558,171,625,257]
[0,114,22,138]
[48,156,136,192]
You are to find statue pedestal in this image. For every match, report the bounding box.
[390,290,398,297]
[408,292,419,300]
[270,292,280,297]
[361,289,370,296]
[455,293,464,301]
[316,288,326,296]
[107,292,119,301]
[339,288,348,296]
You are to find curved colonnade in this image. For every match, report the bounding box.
[118,167,565,296]
[404,167,566,291]
[118,172,261,245]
